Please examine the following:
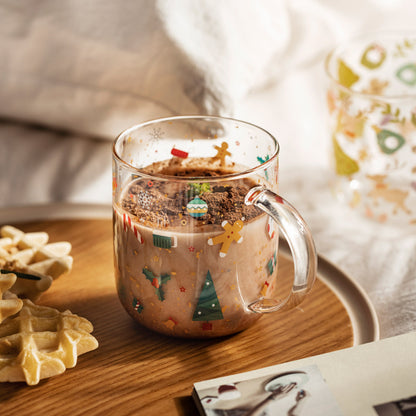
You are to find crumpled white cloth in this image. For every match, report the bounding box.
[2,0,411,140]
[0,122,112,206]
[0,0,415,341]
[0,0,290,139]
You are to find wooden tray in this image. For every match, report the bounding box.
[0,205,379,415]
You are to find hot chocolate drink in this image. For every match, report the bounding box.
[113,159,279,338]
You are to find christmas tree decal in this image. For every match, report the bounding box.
[333,136,359,176]
[337,58,360,88]
[192,270,223,322]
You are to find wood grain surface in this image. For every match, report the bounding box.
[0,219,354,415]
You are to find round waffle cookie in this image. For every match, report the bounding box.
[0,299,98,385]
[0,225,73,300]
[0,273,23,324]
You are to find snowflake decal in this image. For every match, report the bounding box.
[149,127,165,143]
[136,190,154,209]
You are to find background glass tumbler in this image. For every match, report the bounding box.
[325,32,416,225]
[112,116,317,338]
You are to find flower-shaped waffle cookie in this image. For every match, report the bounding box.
[0,225,73,300]
[0,273,23,324]
[0,299,98,385]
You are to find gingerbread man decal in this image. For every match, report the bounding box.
[213,142,231,166]
[207,220,244,257]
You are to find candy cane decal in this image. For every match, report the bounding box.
[123,213,144,244]
[267,216,276,239]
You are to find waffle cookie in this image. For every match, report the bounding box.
[0,225,73,300]
[0,299,98,385]
[0,273,23,324]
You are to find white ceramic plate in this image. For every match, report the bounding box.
[279,241,380,345]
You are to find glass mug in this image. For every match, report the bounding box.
[325,32,416,225]
[112,116,317,338]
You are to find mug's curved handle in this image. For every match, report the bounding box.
[245,186,317,313]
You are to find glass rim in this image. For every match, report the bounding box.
[112,115,280,182]
[324,30,416,101]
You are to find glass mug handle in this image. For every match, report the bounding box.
[245,186,317,313]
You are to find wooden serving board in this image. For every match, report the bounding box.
[0,219,358,415]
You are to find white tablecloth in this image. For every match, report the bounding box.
[1,0,415,340]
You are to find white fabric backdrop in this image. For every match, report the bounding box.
[0,0,415,339]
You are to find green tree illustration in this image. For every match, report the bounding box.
[192,270,223,321]
[333,136,359,176]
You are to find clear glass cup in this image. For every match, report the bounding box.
[112,116,317,338]
[325,32,416,225]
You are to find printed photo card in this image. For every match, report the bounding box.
[193,331,416,416]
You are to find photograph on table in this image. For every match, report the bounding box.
[193,364,343,416]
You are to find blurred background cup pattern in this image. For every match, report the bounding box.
[325,32,416,225]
